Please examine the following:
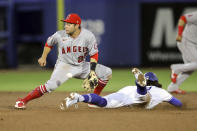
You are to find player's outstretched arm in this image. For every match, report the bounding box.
[168,97,182,107]
[38,46,51,67]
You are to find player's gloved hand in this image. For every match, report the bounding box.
[82,71,98,92]
[38,57,47,67]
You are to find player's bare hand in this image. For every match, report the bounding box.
[38,57,47,67]
[176,35,182,42]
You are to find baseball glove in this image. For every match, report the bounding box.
[82,71,98,91]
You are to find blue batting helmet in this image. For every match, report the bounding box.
[145,72,158,81]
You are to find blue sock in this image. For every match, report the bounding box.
[136,81,147,95]
[168,97,182,107]
[82,93,107,107]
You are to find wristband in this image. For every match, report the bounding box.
[90,62,97,71]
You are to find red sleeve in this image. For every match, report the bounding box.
[90,52,98,61]
[178,16,187,36]
[45,42,53,49]
[180,15,187,23]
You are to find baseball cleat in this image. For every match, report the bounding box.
[171,89,186,95]
[60,100,66,110]
[15,98,26,109]
[132,68,146,87]
[132,68,142,77]
[60,92,80,110]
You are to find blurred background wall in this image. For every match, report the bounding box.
[0,0,197,68]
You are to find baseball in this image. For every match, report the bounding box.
[66,73,73,78]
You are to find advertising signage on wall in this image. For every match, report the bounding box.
[141,3,197,66]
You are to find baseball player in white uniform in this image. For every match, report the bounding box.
[61,68,182,110]
[168,11,197,94]
[15,13,112,109]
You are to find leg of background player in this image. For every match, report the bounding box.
[168,71,193,92]
[171,62,197,74]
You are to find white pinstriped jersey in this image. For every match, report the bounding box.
[183,11,197,44]
[104,86,172,109]
[47,28,98,65]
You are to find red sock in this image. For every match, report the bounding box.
[94,79,108,95]
[22,85,47,104]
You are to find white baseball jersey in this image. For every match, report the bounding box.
[183,11,197,44]
[104,86,172,109]
[47,28,98,65]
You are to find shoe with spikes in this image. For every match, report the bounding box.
[171,89,186,95]
[60,92,80,110]
[15,98,26,109]
[132,68,142,77]
[132,68,147,87]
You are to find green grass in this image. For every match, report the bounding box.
[0,68,197,92]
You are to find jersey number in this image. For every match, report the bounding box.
[78,56,84,63]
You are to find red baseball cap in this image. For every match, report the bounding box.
[62,13,81,25]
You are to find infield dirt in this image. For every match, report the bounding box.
[0,92,197,131]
